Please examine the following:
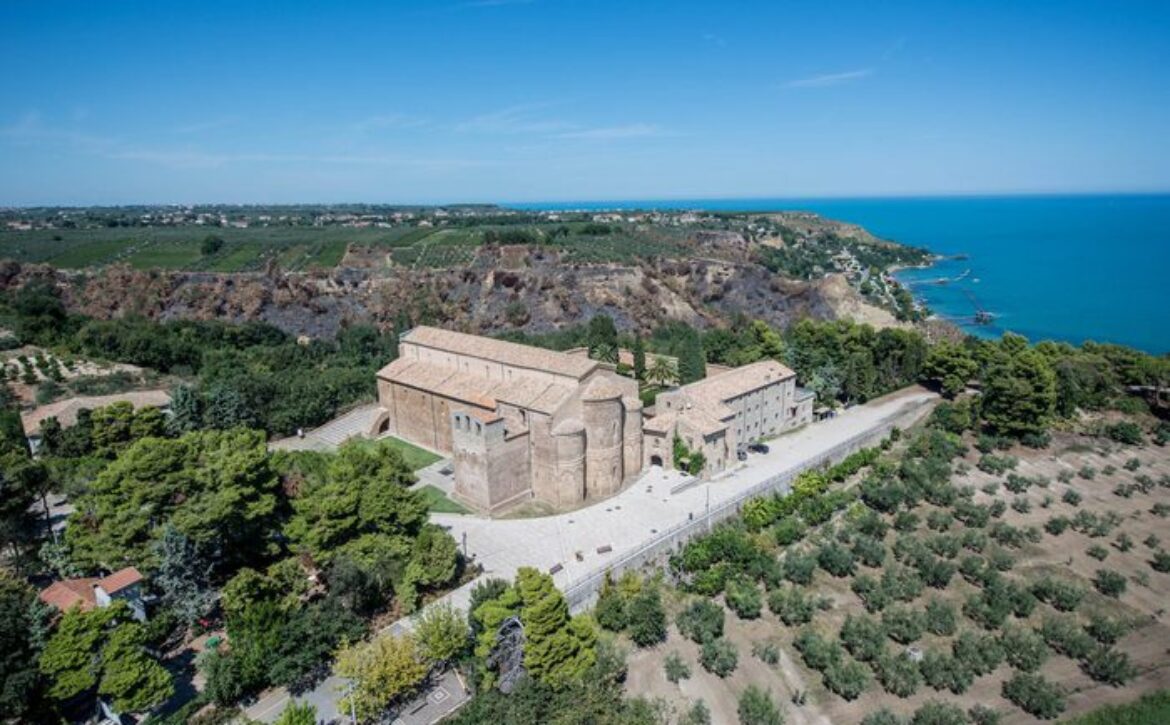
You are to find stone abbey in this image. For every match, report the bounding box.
[373,327,813,514]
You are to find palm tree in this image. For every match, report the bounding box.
[646,356,679,387]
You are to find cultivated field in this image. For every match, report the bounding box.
[624,426,1170,724]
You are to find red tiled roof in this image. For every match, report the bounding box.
[38,566,143,612]
[39,578,98,612]
[98,566,143,594]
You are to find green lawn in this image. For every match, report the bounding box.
[417,484,470,514]
[354,435,441,471]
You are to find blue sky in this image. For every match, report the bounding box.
[1,0,1168,205]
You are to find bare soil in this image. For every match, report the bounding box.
[624,430,1170,724]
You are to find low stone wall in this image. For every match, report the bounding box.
[563,395,936,613]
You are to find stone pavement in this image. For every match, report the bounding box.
[432,386,938,601]
[244,386,937,723]
[268,404,383,452]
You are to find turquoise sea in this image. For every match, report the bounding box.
[511,195,1170,354]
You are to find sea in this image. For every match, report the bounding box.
[510,195,1170,354]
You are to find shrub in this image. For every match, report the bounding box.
[1085,614,1129,645]
[1011,497,1031,514]
[677,600,724,644]
[627,588,668,647]
[861,710,904,725]
[783,552,817,585]
[699,638,738,677]
[1079,465,1097,480]
[967,704,1002,725]
[681,700,711,725]
[852,535,888,568]
[924,598,957,636]
[1087,544,1109,561]
[725,577,763,620]
[1038,616,1094,659]
[1105,421,1143,445]
[926,510,952,532]
[793,628,841,672]
[1000,624,1049,672]
[960,529,988,552]
[926,534,961,560]
[1031,577,1085,612]
[875,652,922,698]
[883,606,926,645]
[1123,457,1141,471]
[978,453,1017,475]
[1093,569,1127,598]
[1113,483,1134,498]
[768,587,815,625]
[1152,550,1170,573]
[910,701,968,725]
[952,630,1004,675]
[1115,533,1134,552]
[822,657,870,700]
[1144,534,1161,549]
[981,482,1000,496]
[916,556,957,589]
[840,614,888,662]
[1152,503,1170,518]
[751,640,780,666]
[1057,470,1074,483]
[881,566,924,603]
[737,685,783,725]
[920,649,973,694]
[818,542,857,578]
[664,651,690,683]
[893,511,919,532]
[1081,645,1137,686]
[773,516,806,545]
[1044,516,1071,535]
[1002,672,1066,719]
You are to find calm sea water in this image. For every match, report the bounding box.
[511,195,1170,354]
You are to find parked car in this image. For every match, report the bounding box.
[748,442,769,454]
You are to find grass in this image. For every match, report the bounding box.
[1064,689,1170,724]
[126,243,204,269]
[204,243,267,272]
[358,435,441,471]
[417,484,470,514]
[49,239,133,268]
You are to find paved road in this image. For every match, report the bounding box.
[244,386,936,722]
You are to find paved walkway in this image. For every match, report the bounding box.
[433,386,937,599]
[269,404,383,452]
[244,386,937,723]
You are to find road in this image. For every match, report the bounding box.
[244,386,937,722]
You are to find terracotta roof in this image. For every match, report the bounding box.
[644,407,727,437]
[98,566,143,594]
[22,390,172,436]
[380,358,572,415]
[402,326,597,380]
[39,578,99,612]
[581,375,625,401]
[37,566,143,612]
[678,360,794,406]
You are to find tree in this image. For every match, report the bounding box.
[516,567,596,687]
[413,602,468,665]
[0,448,43,570]
[664,651,690,683]
[678,330,707,384]
[981,339,1057,437]
[922,342,978,398]
[0,573,49,720]
[39,602,172,714]
[275,702,318,725]
[626,587,667,647]
[594,575,628,632]
[153,524,213,627]
[646,354,679,387]
[65,429,279,574]
[201,235,225,256]
[335,632,429,721]
[911,701,968,725]
[586,315,618,361]
[738,684,784,725]
[699,638,738,677]
[1002,672,1065,719]
[632,335,647,381]
[676,599,724,644]
[167,384,203,435]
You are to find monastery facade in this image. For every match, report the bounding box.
[372,326,813,514]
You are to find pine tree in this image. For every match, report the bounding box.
[153,524,214,627]
[632,335,647,381]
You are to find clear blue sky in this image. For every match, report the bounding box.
[1,0,1168,205]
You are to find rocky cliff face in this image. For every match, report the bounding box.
[1,242,899,339]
